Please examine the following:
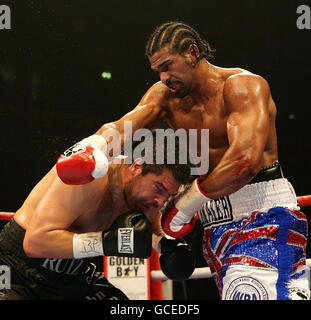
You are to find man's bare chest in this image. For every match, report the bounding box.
[166,100,229,149]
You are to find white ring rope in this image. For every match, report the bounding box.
[151,259,311,281]
[151,267,212,281]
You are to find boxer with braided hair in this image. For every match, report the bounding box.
[56,21,309,300]
[145,20,215,61]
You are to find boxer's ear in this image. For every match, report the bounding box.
[186,43,200,65]
[129,158,143,175]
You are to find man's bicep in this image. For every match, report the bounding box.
[227,105,270,149]
[96,102,165,158]
[117,102,166,131]
[30,189,83,232]
[225,75,271,159]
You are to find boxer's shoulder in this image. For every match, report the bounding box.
[224,70,270,97]
[223,70,271,109]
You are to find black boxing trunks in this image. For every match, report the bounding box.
[0,218,128,300]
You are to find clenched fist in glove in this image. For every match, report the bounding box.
[159,236,194,281]
[56,134,109,185]
[73,211,152,259]
[161,178,212,238]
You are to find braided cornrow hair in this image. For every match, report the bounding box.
[145,21,215,60]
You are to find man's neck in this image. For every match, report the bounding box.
[108,162,130,212]
[188,60,224,104]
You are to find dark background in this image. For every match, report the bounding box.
[0,0,310,299]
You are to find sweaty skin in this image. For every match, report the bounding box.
[97,44,278,199]
[14,161,180,258]
[15,44,277,260]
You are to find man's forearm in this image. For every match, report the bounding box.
[199,154,259,199]
[23,229,76,259]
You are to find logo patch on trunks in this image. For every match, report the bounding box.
[224,276,268,300]
[199,196,233,228]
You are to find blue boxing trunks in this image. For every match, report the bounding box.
[198,177,309,300]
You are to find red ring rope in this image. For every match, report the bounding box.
[0,212,14,220]
[298,195,311,208]
[0,196,310,221]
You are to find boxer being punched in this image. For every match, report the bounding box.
[0,135,194,300]
[59,21,309,300]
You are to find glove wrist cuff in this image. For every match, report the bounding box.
[83,134,108,154]
[176,178,212,216]
[73,232,104,259]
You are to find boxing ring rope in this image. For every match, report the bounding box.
[1,194,311,297]
[0,212,14,221]
[1,196,310,222]
[152,261,311,282]
[151,266,212,281]
[297,195,311,208]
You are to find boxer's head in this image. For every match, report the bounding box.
[124,162,181,212]
[122,135,193,213]
[146,21,215,98]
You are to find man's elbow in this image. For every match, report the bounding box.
[234,155,261,183]
[23,234,47,258]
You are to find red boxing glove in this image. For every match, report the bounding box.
[161,178,212,238]
[56,135,109,185]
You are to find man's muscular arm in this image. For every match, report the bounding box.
[56,83,168,185]
[23,176,92,258]
[199,74,271,198]
[23,172,152,259]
